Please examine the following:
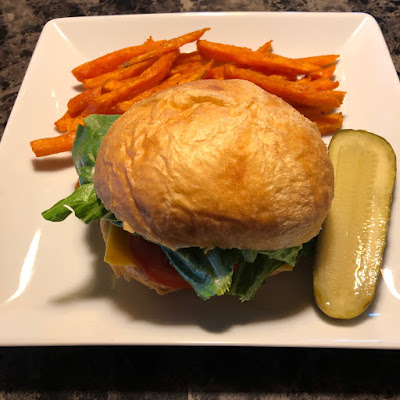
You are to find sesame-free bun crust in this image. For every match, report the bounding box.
[94,79,334,251]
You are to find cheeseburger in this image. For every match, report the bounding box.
[43,79,334,301]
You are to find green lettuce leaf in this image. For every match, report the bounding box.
[241,245,301,266]
[162,245,303,301]
[42,114,121,224]
[162,247,239,300]
[42,183,110,223]
[299,237,317,257]
[73,114,120,185]
[229,255,283,301]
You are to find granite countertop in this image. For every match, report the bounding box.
[1,1,400,399]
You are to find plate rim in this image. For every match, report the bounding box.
[1,11,399,348]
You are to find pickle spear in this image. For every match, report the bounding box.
[313,129,396,319]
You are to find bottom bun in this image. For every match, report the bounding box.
[99,219,177,295]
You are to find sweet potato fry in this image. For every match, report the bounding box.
[115,60,213,113]
[197,40,322,76]
[172,51,204,67]
[332,91,346,104]
[121,28,210,67]
[89,51,178,114]
[257,40,273,53]
[82,58,157,89]
[204,66,225,80]
[224,64,343,108]
[297,76,312,83]
[101,78,123,93]
[54,111,73,132]
[167,52,205,77]
[314,113,343,135]
[67,115,85,134]
[67,87,102,115]
[99,79,118,92]
[295,54,339,67]
[295,105,336,120]
[102,52,183,93]
[113,74,182,113]
[30,132,76,157]
[266,74,291,82]
[309,64,336,80]
[168,61,205,77]
[300,78,339,90]
[71,37,162,81]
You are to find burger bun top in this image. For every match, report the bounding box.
[94,79,334,251]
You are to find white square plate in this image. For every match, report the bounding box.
[1,12,399,347]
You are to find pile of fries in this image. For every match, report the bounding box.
[31,28,345,157]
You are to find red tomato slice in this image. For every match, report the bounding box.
[128,235,191,289]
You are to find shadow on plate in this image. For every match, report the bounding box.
[32,155,74,171]
[52,222,376,332]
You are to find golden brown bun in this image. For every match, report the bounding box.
[99,219,176,295]
[94,79,334,251]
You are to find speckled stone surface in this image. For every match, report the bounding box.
[1,0,400,399]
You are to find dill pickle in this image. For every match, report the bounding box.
[313,129,396,319]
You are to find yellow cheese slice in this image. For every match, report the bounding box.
[104,224,139,268]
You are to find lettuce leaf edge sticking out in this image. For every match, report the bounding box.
[42,114,122,224]
[162,247,239,300]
